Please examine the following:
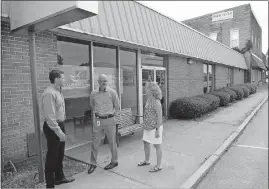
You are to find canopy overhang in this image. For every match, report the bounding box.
[10,1,98,35]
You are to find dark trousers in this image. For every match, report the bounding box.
[43,121,66,187]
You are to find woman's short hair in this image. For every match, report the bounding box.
[145,82,162,100]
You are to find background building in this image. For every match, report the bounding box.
[183,3,267,85]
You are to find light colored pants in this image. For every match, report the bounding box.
[90,117,118,165]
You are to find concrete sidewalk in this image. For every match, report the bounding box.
[61,85,268,189]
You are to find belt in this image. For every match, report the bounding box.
[44,120,65,123]
[95,114,114,119]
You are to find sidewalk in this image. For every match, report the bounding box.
[62,85,268,189]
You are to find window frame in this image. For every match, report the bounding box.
[229,28,239,48]
[227,67,233,86]
[203,63,215,93]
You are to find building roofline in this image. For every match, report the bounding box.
[251,52,263,62]
[135,1,244,57]
[182,3,251,22]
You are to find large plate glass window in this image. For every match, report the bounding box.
[57,37,91,148]
[120,48,138,115]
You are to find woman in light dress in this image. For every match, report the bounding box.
[138,82,163,172]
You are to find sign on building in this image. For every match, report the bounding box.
[212,10,233,22]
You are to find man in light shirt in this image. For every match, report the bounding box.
[41,70,75,188]
[87,74,120,174]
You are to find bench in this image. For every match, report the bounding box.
[114,108,143,146]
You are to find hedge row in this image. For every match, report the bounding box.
[169,94,220,119]
[169,83,257,119]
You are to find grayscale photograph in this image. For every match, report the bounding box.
[1,1,268,189]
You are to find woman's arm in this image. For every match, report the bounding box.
[155,100,163,130]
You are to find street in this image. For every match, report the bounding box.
[196,101,268,189]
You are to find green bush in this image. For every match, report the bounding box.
[169,94,220,119]
[229,86,244,100]
[240,83,257,94]
[239,85,250,98]
[211,91,230,106]
[217,87,237,102]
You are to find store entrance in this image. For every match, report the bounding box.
[142,66,167,117]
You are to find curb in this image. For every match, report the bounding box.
[180,95,268,189]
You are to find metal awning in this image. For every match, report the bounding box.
[251,53,267,70]
[54,1,248,70]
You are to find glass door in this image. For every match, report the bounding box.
[142,66,166,116]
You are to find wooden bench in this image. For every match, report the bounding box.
[114,108,143,146]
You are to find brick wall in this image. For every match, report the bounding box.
[183,4,251,51]
[251,69,263,85]
[215,65,228,89]
[233,68,245,85]
[1,18,58,162]
[250,12,262,57]
[251,69,257,84]
[168,56,203,103]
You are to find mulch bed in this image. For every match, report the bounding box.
[1,156,87,189]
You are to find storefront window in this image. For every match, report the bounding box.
[227,67,233,86]
[203,64,208,93]
[203,63,214,93]
[57,39,91,147]
[93,43,118,92]
[120,49,137,115]
[208,65,213,92]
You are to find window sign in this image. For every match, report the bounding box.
[60,65,90,98]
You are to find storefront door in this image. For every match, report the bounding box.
[142,66,167,117]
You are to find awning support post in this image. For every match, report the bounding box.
[28,29,45,183]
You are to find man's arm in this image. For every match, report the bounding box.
[42,93,62,133]
[111,90,120,112]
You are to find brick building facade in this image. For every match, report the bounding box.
[1,17,58,162]
[182,3,267,85]
[1,1,248,165]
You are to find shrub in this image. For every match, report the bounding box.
[169,97,206,119]
[211,91,230,106]
[240,83,257,94]
[217,87,236,102]
[229,86,244,100]
[169,94,220,119]
[195,94,220,112]
[239,85,250,98]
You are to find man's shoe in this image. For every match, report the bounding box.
[46,185,55,188]
[87,164,97,174]
[104,162,118,170]
[55,177,75,185]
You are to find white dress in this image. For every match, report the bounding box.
[143,125,163,144]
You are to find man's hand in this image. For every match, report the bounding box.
[155,129,160,138]
[55,130,67,142]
